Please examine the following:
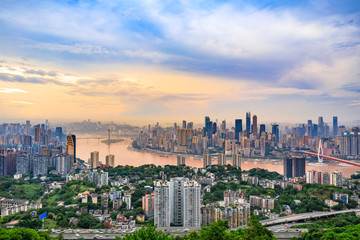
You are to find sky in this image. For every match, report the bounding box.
[0,0,359,125]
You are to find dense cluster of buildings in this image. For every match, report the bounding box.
[0,198,42,217]
[306,170,343,186]
[138,116,360,160]
[0,121,79,177]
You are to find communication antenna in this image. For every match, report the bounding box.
[108,127,111,145]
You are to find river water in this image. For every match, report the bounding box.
[76,138,358,178]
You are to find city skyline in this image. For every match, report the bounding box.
[0,0,359,123]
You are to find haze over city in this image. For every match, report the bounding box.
[0,0,359,124]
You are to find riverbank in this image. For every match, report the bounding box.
[100,139,124,144]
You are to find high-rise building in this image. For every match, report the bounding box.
[312,124,318,137]
[338,133,360,156]
[307,120,312,137]
[154,181,171,227]
[16,154,31,175]
[232,154,241,169]
[25,120,31,135]
[154,178,201,228]
[106,154,115,167]
[206,121,213,138]
[330,170,342,186]
[318,116,324,136]
[55,127,63,142]
[217,153,226,166]
[252,115,258,136]
[142,193,154,217]
[284,156,306,178]
[235,119,242,140]
[333,116,338,136]
[66,133,76,165]
[182,120,187,129]
[90,151,100,169]
[272,124,279,143]
[201,204,250,228]
[187,122,193,130]
[32,154,48,176]
[182,180,201,228]
[260,124,266,135]
[246,112,251,132]
[34,125,41,142]
[204,116,210,135]
[283,156,305,179]
[55,153,72,174]
[203,154,211,168]
[91,170,108,186]
[177,155,186,166]
[306,170,330,184]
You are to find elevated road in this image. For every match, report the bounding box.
[303,151,360,168]
[260,209,360,226]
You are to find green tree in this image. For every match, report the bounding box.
[78,213,100,229]
[244,215,276,240]
[199,219,234,240]
[117,224,173,240]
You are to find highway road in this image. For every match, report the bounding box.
[260,209,360,226]
[48,209,360,239]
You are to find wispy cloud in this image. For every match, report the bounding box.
[0,88,27,93]
[12,101,33,104]
[33,43,111,55]
[0,1,359,121]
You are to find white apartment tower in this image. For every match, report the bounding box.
[154,178,201,228]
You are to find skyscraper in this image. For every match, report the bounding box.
[206,121,213,138]
[154,181,171,227]
[33,154,48,176]
[154,178,201,228]
[177,155,186,166]
[217,153,226,166]
[259,124,266,135]
[272,124,279,143]
[221,120,226,132]
[66,133,76,165]
[106,154,115,167]
[203,154,211,168]
[182,180,201,228]
[34,125,41,142]
[55,153,72,174]
[232,154,241,169]
[333,116,338,136]
[307,120,312,137]
[235,119,242,140]
[252,115,258,136]
[55,127,63,142]
[283,156,305,179]
[318,116,324,136]
[182,120,187,129]
[205,116,210,133]
[246,112,251,132]
[25,120,31,135]
[90,151,100,169]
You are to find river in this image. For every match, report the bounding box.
[76,138,359,178]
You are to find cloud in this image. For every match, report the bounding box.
[0,88,27,93]
[33,43,111,55]
[12,101,33,104]
[24,69,46,76]
[0,72,45,84]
